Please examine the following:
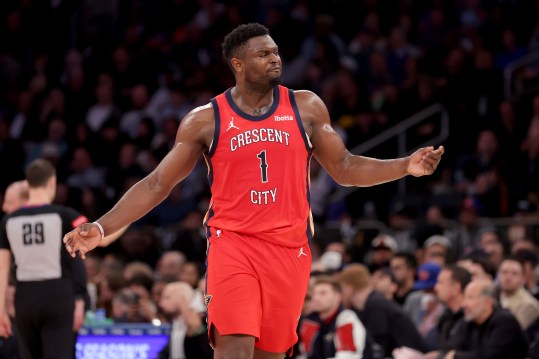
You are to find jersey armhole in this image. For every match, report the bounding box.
[288,89,313,152]
[206,98,221,157]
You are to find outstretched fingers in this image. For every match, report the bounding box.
[422,146,444,171]
[63,231,85,259]
[63,232,75,257]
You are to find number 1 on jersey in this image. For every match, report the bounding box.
[257,150,268,183]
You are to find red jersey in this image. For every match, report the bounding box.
[204,85,314,247]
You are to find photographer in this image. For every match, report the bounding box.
[111,287,156,323]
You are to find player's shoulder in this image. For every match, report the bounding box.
[176,103,216,147]
[291,90,329,125]
[291,89,322,104]
[178,102,215,133]
[192,102,214,115]
[291,90,326,112]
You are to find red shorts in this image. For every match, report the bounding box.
[205,227,311,353]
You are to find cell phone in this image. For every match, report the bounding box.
[131,293,140,304]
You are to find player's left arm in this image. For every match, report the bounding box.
[97,225,129,247]
[295,91,444,187]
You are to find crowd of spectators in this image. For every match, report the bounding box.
[2,0,539,358]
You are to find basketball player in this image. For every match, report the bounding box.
[0,159,88,359]
[64,23,444,359]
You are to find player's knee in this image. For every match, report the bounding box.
[212,325,255,359]
[253,348,285,359]
[216,347,253,359]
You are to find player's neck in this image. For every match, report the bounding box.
[231,85,274,115]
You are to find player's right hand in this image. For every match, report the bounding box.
[0,312,12,337]
[63,223,102,259]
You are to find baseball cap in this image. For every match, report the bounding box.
[319,250,343,271]
[424,235,452,249]
[371,235,398,252]
[413,262,441,290]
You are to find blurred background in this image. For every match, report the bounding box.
[1,0,539,358]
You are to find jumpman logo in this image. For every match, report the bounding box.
[226,117,240,131]
[298,246,307,258]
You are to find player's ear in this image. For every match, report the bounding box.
[230,58,242,74]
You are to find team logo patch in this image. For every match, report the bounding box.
[226,117,239,131]
[418,270,430,281]
[274,115,293,121]
[204,294,213,307]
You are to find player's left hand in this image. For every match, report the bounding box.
[63,222,102,259]
[407,145,444,177]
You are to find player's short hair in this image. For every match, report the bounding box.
[314,275,341,293]
[338,263,371,290]
[25,159,56,188]
[222,23,269,68]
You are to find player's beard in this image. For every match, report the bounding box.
[246,72,282,94]
[269,75,282,87]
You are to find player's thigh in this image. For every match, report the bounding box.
[256,243,312,353]
[206,232,263,340]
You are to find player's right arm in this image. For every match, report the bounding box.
[64,105,215,258]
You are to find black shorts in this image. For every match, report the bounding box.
[15,279,75,359]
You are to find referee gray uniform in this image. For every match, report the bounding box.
[0,204,88,359]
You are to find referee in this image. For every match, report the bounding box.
[0,159,88,359]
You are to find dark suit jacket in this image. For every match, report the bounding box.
[157,329,213,359]
[436,308,467,353]
[357,291,427,356]
[454,307,527,359]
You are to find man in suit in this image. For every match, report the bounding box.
[444,279,527,359]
